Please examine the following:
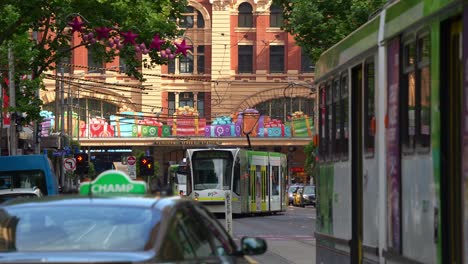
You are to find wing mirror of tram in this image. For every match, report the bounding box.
[240,237,267,256]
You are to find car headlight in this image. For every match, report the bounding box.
[303,195,308,199]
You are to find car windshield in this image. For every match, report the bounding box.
[0,205,161,252]
[288,186,299,193]
[304,186,315,194]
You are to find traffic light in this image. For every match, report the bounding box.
[74,153,89,174]
[139,156,154,176]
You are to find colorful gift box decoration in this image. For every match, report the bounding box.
[39,111,55,137]
[172,106,205,136]
[207,116,236,137]
[290,111,313,137]
[132,118,163,137]
[264,118,289,137]
[110,112,142,137]
[88,117,115,138]
[161,125,172,137]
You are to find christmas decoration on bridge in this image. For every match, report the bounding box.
[68,16,191,58]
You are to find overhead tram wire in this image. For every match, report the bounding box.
[43,75,149,95]
[62,64,305,86]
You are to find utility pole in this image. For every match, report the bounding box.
[8,44,17,156]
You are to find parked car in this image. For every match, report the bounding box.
[287,184,302,205]
[0,187,43,204]
[301,185,316,207]
[0,183,267,263]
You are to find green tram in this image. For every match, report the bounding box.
[313,0,468,263]
[185,148,288,214]
[167,161,187,196]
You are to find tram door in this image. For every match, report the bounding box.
[440,18,462,263]
[351,64,364,263]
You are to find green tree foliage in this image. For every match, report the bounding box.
[273,0,387,61]
[0,0,187,123]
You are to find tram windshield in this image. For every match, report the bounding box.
[191,151,233,190]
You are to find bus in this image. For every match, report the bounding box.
[313,0,468,263]
[168,160,187,196]
[0,155,60,196]
[185,148,287,214]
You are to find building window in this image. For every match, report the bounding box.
[87,47,104,73]
[401,32,431,152]
[197,92,205,117]
[180,48,194,73]
[59,44,72,73]
[270,5,282,27]
[197,10,205,28]
[238,3,253,28]
[301,49,315,73]
[364,60,375,154]
[180,6,194,28]
[197,46,205,74]
[168,45,204,74]
[168,59,175,74]
[238,45,253,73]
[168,92,206,117]
[270,46,284,73]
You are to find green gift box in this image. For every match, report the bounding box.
[291,117,313,137]
[161,125,171,137]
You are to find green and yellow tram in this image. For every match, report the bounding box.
[314,0,468,263]
[185,148,288,214]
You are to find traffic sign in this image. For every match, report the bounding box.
[127,156,136,166]
[63,158,76,172]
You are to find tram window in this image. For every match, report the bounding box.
[272,166,279,195]
[364,60,375,155]
[418,34,431,148]
[319,85,327,160]
[402,40,417,151]
[326,82,333,160]
[401,32,431,152]
[341,74,349,159]
[333,78,341,159]
[233,159,240,195]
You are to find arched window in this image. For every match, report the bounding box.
[197,10,205,28]
[238,3,253,28]
[254,97,315,122]
[181,6,194,28]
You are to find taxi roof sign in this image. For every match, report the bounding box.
[79,170,147,196]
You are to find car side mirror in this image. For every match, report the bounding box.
[240,237,267,256]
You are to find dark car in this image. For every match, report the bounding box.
[0,195,267,263]
[300,185,316,207]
